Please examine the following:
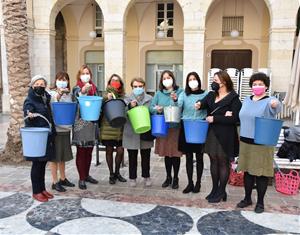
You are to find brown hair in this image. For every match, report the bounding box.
[51,71,71,90]
[158,70,179,91]
[130,77,146,87]
[107,73,125,95]
[214,71,234,92]
[76,64,93,81]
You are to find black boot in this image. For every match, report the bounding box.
[115,173,127,182]
[182,181,194,194]
[109,174,116,185]
[193,181,201,193]
[208,190,227,203]
[162,177,172,188]
[78,180,87,190]
[172,177,179,189]
[205,188,217,200]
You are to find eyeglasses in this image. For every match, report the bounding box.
[133,85,144,88]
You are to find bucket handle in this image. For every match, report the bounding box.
[24,113,52,130]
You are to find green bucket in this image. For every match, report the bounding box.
[127,106,151,134]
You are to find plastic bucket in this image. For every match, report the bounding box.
[20,127,49,157]
[164,106,181,123]
[78,96,103,121]
[183,119,209,144]
[254,117,283,146]
[103,99,126,128]
[151,115,169,137]
[51,102,77,125]
[127,106,151,134]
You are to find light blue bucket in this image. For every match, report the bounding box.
[78,96,103,121]
[254,117,283,146]
[183,119,209,144]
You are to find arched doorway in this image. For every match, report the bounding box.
[55,12,66,74]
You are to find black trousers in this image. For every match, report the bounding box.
[128,149,151,179]
[31,161,47,194]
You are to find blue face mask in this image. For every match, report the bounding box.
[133,87,144,96]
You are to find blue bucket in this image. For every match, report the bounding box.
[20,127,49,157]
[254,117,283,146]
[78,96,103,121]
[52,102,77,125]
[151,115,169,137]
[183,119,209,144]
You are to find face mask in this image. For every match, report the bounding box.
[188,80,199,89]
[162,79,173,88]
[33,86,45,96]
[252,86,266,96]
[133,87,144,96]
[211,82,220,92]
[80,74,90,83]
[56,81,68,89]
[111,80,121,89]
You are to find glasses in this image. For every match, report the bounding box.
[133,85,144,88]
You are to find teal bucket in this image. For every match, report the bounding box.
[183,119,209,144]
[20,127,49,157]
[78,96,103,121]
[254,117,283,146]
[52,102,77,125]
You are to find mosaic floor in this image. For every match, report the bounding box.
[0,192,299,235]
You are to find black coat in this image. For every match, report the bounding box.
[23,88,56,161]
[200,91,242,160]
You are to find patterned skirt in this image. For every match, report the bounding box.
[155,128,182,157]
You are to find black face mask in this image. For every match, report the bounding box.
[211,82,220,92]
[33,86,45,96]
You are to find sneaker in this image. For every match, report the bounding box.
[144,177,152,187]
[52,182,66,192]
[60,178,75,187]
[129,179,137,187]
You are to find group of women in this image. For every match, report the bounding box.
[23,64,281,213]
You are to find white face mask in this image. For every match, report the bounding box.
[80,74,90,83]
[188,80,199,89]
[56,80,68,89]
[162,79,173,88]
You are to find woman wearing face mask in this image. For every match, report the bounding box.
[23,75,56,202]
[72,65,99,190]
[236,73,281,213]
[195,71,241,203]
[150,70,183,189]
[48,71,75,192]
[177,72,208,194]
[122,77,153,187]
[100,74,127,185]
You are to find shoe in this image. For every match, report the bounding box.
[33,193,48,202]
[208,191,227,203]
[42,190,54,199]
[85,175,98,184]
[172,178,179,189]
[237,199,253,208]
[115,173,127,182]
[193,181,201,193]
[78,180,87,190]
[109,174,116,185]
[60,178,75,187]
[129,179,137,187]
[52,182,66,192]
[162,177,172,188]
[205,188,217,200]
[182,182,194,194]
[254,204,264,213]
[144,177,152,187]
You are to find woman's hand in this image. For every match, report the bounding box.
[27,111,35,119]
[130,100,137,107]
[194,101,201,110]
[155,105,163,113]
[107,93,114,100]
[270,99,278,109]
[81,83,91,94]
[170,92,177,101]
[206,116,214,123]
[225,111,232,117]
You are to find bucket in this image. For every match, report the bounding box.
[183,119,209,144]
[20,114,51,157]
[78,96,103,121]
[254,117,283,146]
[151,115,169,137]
[127,106,151,134]
[51,102,77,125]
[103,99,126,128]
[164,106,181,123]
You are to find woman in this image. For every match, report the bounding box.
[100,74,126,185]
[23,75,55,202]
[150,70,183,189]
[73,65,99,190]
[177,72,208,193]
[49,71,75,192]
[123,77,153,187]
[237,72,281,213]
[195,71,241,203]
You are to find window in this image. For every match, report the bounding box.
[95,5,103,38]
[222,16,244,37]
[157,2,174,38]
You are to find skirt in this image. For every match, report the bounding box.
[102,140,122,147]
[178,124,204,154]
[237,141,274,177]
[155,127,182,157]
[51,132,73,163]
[204,128,227,157]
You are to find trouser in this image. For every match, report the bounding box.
[31,161,47,194]
[128,149,151,179]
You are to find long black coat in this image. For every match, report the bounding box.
[200,91,242,160]
[23,88,56,161]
